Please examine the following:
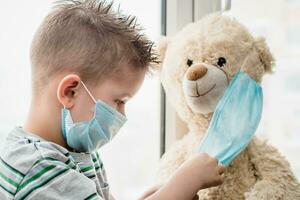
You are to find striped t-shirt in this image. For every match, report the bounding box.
[0,127,112,200]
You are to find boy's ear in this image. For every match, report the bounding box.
[254,37,275,73]
[153,36,169,71]
[57,74,81,108]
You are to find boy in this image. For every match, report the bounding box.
[0,0,225,199]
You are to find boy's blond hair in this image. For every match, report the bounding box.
[30,0,157,93]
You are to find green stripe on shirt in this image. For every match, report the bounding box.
[16,156,74,193]
[0,182,14,195]
[84,192,98,200]
[0,171,19,188]
[15,168,69,200]
[16,165,56,192]
[81,165,94,173]
[0,158,25,178]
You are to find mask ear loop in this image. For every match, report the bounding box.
[80,81,97,104]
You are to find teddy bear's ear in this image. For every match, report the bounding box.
[152,36,169,71]
[253,37,275,73]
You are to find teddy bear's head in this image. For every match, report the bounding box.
[156,14,274,127]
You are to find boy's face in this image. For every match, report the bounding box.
[69,64,146,123]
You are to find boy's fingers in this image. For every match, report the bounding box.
[214,174,224,186]
[201,152,217,163]
[218,165,226,174]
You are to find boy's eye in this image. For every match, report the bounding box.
[116,100,126,105]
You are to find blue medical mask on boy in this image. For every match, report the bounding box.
[61,81,127,153]
[198,59,263,166]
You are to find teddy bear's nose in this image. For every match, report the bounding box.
[186,64,208,81]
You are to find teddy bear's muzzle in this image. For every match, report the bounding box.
[182,63,229,114]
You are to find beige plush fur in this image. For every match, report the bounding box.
[155,14,300,199]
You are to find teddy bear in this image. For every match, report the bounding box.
[155,14,300,199]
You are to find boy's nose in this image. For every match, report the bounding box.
[186,64,208,81]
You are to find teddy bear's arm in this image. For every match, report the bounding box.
[245,137,300,200]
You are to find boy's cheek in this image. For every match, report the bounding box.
[70,107,94,122]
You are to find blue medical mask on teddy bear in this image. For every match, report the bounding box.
[198,56,263,166]
[61,81,127,153]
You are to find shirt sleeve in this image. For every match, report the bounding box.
[14,158,103,200]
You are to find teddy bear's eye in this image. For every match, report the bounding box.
[187,59,193,67]
[217,57,226,67]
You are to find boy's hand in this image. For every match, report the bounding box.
[178,153,225,190]
[141,153,225,200]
